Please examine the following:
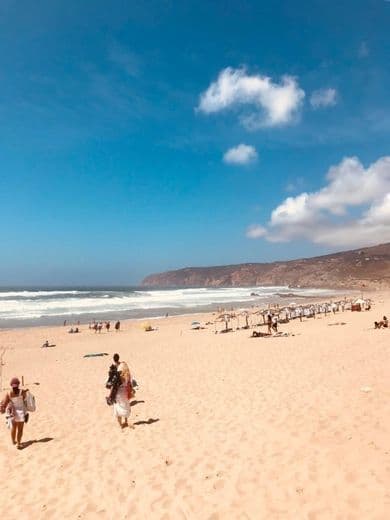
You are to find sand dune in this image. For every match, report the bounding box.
[1,293,390,519]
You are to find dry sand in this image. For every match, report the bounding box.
[0,292,389,519]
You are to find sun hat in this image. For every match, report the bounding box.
[10,377,20,387]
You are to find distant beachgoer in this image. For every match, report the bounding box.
[0,378,29,449]
[42,340,49,348]
[272,315,278,332]
[112,353,133,429]
[252,330,271,338]
[115,320,121,332]
[63,320,67,327]
[106,321,110,332]
[376,316,388,329]
[97,322,103,333]
[267,313,272,334]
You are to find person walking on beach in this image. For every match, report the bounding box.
[267,313,272,334]
[112,353,134,429]
[0,377,29,449]
[271,315,278,333]
[115,320,121,332]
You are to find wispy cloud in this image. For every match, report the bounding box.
[247,156,390,248]
[198,67,305,128]
[108,42,141,77]
[246,224,267,238]
[310,88,337,109]
[285,176,305,193]
[358,41,369,58]
[223,144,258,165]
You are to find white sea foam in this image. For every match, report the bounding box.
[0,286,341,322]
[0,290,82,299]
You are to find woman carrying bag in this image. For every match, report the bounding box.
[0,377,35,449]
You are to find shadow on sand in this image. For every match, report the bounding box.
[133,418,160,426]
[20,437,54,450]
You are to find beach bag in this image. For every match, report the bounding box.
[25,391,36,412]
[6,414,13,429]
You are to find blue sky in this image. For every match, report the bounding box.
[0,0,389,285]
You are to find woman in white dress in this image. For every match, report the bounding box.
[1,377,29,449]
[112,353,134,429]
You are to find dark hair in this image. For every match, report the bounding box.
[113,353,120,363]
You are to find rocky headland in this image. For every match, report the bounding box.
[142,243,390,290]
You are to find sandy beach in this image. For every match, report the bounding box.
[0,291,389,519]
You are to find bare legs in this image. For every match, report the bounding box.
[116,417,134,429]
[11,421,24,448]
[11,422,17,444]
[117,417,130,429]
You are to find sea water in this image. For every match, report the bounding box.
[0,286,343,328]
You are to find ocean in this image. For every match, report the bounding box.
[0,285,343,328]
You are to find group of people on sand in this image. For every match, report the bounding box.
[1,351,135,448]
[89,320,121,333]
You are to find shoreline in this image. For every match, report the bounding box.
[0,289,362,332]
[0,287,359,331]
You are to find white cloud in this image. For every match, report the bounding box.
[247,156,390,248]
[223,144,258,165]
[198,67,305,128]
[246,225,267,239]
[310,88,337,109]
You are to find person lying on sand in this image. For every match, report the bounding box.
[252,331,271,337]
[252,330,291,338]
[375,316,388,328]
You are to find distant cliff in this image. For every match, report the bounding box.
[142,243,390,290]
